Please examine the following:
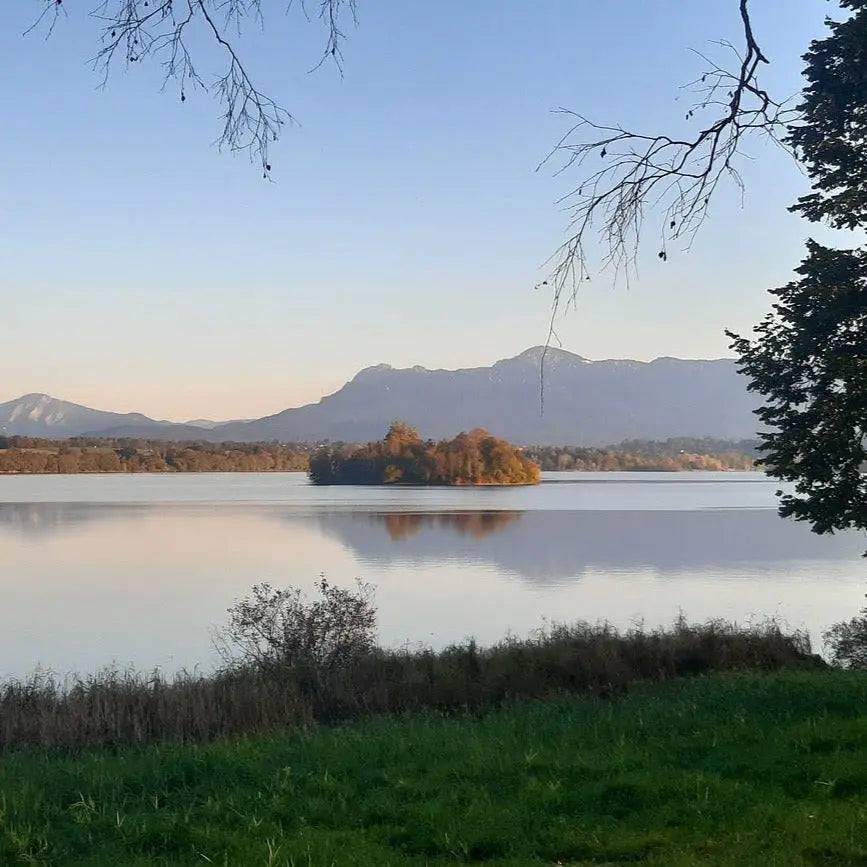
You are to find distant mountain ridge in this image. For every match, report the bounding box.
[0,394,173,439]
[2,347,762,445]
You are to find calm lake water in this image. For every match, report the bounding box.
[1,472,865,679]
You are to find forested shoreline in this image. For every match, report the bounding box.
[0,436,310,473]
[0,434,757,474]
[525,439,758,472]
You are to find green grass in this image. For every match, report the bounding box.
[3,670,867,865]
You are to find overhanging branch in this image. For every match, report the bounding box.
[539,0,800,311]
[28,0,357,174]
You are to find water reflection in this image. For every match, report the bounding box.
[0,502,117,537]
[2,502,864,584]
[0,487,865,678]
[313,509,866,584]
[377,510,522,540]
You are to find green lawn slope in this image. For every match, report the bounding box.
[3,670,867,865]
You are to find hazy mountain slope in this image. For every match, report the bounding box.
[4,348,761,444]
[213,347,761,445]
[82,422,218,440]
[0,394,171,438]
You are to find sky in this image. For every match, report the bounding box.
[1,1,830,421]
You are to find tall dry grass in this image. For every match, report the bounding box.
[0,616,817,751]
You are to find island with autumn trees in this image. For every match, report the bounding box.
[308,423,541,486]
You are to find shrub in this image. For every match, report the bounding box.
[0,583,819,751]
[216,577,376,676]
[824,609,867,668]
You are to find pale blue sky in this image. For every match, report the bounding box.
[2,2,824,420]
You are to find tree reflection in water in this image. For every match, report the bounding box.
[378,511,522,541]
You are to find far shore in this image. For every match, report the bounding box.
[0,467,761,476]
[0,435,758,475]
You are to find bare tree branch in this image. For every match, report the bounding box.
[538,0,800,314]
[28,0,357,174]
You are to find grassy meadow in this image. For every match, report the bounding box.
[2,599,865,865]
[2,670,867,865]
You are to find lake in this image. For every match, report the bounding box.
[1,471,865,679]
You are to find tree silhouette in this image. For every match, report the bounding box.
[726,1,867,541]
[539,0,800,306]
[28,0,357,175]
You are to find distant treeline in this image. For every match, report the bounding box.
[0,434,758,474]
[309,423,541,486]
[525,438,759,472]
[617,437,761,457]
[0,436,309,474]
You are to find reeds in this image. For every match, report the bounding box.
[0,616,816,751]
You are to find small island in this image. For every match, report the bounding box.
[308,422,541,486]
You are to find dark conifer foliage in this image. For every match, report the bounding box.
[729,243,867,535]
[729,1,867,540]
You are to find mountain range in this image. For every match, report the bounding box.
[0,347,761,445]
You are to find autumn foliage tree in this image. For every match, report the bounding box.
[308,423,540,486]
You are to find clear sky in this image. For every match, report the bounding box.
[1,1,826,421]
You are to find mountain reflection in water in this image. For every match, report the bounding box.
[1,502,864,586]
[2,475,865,678]
[312,509,866,584]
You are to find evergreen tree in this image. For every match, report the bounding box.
[729,1,867,539]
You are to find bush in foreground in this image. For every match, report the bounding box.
[0,577,817,750]
[825,608,867,669]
